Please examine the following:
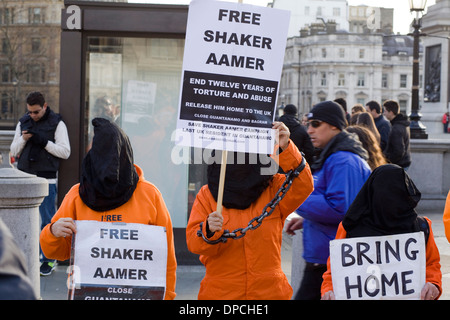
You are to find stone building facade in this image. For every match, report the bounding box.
[0,0,63,130]
[278,24,422,118]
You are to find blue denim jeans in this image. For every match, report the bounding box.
[40,183,57,263]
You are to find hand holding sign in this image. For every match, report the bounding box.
[272,121,290,151]
[51,217,77,238]
[321,291,336,300]
[421,282,440,300]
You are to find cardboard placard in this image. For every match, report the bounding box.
[68,221,167,300]
[330,232,426,300]
[175,0,290,154]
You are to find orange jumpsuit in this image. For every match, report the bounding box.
[40,165,177,300]
[442,190,450,242]
[321,218,442,299]
[186,141,314,300]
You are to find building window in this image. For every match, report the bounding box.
[357,72,365,87]
[27,64,46,83]
[2,38,9,54]
[1,64,10,82]
[382,74,388,88]
[333,7,341,16]
[400,74,407,88]
[305,6,310,15]
[29,8,44,24]
[320,72,327,86]
[357,98,365,105]
[0,8,13,25]
[399,99,407,114]
[359,49,365,59]
[322,48,327,58]
[317,7,322,16]
[1,93,12,120]
[31,38,41,54]
[338,73,345,86]
[339,48,345,58]
[358,7,365,17]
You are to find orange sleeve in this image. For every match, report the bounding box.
[39,186,78,261]
[321,222,347,296]
[443,190,450,242]
[424,217,442,299]
[186,185,226,257]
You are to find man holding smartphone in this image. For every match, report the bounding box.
[10,91,70,276]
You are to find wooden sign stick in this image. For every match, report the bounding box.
[216,150,228,215]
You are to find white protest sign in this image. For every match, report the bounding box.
[69,220,167,300]
[175,0,290,154]
[330,232,426,300]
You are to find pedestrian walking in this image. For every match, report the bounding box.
[383,100,411,170]
[365,100,391,151]
[39,118,177,299]
[321,164,442,300]
[186,122,314,300]
[285,101,371,300]
[10,91,70,276]
[442,112,449,133]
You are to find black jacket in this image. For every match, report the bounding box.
[18,107,61,178]
[383,114,411,168]
[279,114,314,165]
[374,115,391,151]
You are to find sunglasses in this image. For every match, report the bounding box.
[27,110,42,115]
[306,120,323,128]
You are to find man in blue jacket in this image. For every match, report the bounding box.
[285,101,371,300]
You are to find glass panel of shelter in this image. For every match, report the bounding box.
[84,36,207,228]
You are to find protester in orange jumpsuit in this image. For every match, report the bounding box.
[186,122,314,300]
[40,118,177,300]
[322,164,442,300]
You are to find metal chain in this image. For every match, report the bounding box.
[197,155,306,244]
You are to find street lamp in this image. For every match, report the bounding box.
[409,0,428,139]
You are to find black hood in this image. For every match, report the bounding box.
[311,130,368,172]
[79,118,139,211]
[207,150,274,210]
[342,164,421,238]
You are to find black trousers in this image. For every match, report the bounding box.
[293,262,327,300]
